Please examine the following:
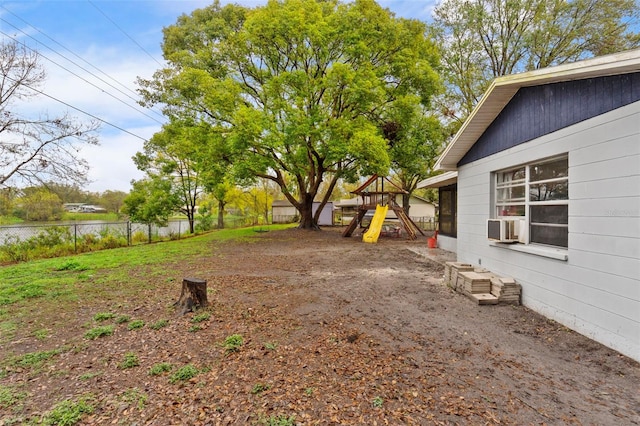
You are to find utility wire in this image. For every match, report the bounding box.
[0,24,163,124]
[0,4,139,101]
[0,29,165,126]
[88,0,165,67]
[3,73,148,142]
[0,8,166,121]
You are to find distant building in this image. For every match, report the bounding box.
[271,200,334,225]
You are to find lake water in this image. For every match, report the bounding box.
[0,219,193,245]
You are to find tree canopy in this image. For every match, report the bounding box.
[139,0,441,229]
[132,119,209,232]
[433,0,640,122]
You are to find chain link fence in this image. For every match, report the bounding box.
[0,220,191,248]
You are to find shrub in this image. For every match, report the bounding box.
[0,236,30,262]
[131,230,148,244]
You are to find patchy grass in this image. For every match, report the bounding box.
[115,315,130,324]
[223,334,244,353]
[119,352,140,370]
[41,395,95,426]
[148,362,173,376]
[0,384,27,409]
[84,325,114,340]
[256,414,296,426]
[0,225,292,307]
[127,320,145,330]
[191,312,211,323]
[169,364,199,384]
[93,312,116,322]
[10,348,63,369]
[149,319,169,330]
[120,387,147,410]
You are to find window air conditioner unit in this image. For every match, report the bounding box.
[487,219,522,243]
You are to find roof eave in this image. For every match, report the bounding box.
[435,49,640,171]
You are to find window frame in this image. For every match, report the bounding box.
[438,184,457,238]
[494,155,569,248]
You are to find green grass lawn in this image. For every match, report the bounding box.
[0,224,294,343]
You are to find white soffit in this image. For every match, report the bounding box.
[435,48,640,171]
[417,171,458,189]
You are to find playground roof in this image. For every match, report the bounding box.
[351,175,408,196]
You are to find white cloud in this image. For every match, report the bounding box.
[82,124,159,193]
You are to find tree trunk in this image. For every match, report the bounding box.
[217,199,225,229]
[402,192,411,216]
[187,212,195,234]
[297,194,319,230]
[174,277,208,315]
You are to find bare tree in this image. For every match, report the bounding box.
[0,42,99,189]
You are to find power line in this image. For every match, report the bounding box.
[0,21,166,126]
[3,73,148,142]
[0,4,140,101]
[1,29,166,127]
[88,0,165,67]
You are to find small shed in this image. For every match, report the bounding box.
[271,200,334,226]
[271,200,298,223]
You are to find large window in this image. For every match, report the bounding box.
[495,155,568,248]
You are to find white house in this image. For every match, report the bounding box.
[428,49,640,361]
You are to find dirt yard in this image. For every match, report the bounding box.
[2,227,639,425]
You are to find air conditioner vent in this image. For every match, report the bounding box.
[488,219,520,243]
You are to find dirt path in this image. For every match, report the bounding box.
[2,227,639,425]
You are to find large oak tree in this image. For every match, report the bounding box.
[139,0,440,229]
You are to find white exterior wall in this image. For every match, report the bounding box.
[313,202,334,226]
[436,235,457,253]
[456,101,640,361]
[408,201,436,218]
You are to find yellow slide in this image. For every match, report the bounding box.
[362,204,388,244]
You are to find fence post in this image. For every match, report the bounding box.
[74,224,77,253]
[127,221,131,246]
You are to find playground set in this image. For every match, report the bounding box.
[341,175,426,243]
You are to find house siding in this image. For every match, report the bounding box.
[456,101,640,361]
[459,72,640,166]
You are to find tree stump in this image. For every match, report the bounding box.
[174,277,208,315]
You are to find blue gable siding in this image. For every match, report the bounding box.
[458,72,640,166]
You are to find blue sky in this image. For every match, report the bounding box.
[0,0,436,192]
